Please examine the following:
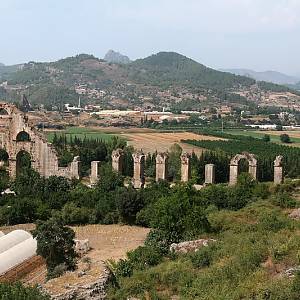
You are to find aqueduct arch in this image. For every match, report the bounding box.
[229,152,257,185]
[0,102,80,179]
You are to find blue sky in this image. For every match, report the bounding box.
[0,0,299,75]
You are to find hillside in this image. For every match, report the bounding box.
[129,52,255,89]
[0,52,299,110]
[222,68,299,85]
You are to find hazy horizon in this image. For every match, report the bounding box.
[1,0,299,76]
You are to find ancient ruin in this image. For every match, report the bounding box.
[156,152,168,182]
[0,103,80,179]
[132,151,145,188]
[181,153,191,182]
[274,155,284,184]
[205,164,215,185]
[90,161,100,185]
[229,152,257,185]
[111,149,124,174]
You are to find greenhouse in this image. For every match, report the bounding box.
[0,230,37,276]
[0,229,32,254]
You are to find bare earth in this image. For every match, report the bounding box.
[0,224,149,295]
[120,132,221,155]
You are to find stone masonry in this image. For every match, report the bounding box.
[205,164,215,185]
[0,102,80,179]
[229,152,257,185]
[111,149,124,174]
[181,153,191,182]
[132,150,145,188]
[274,155,284,184]
[156,152,168,182]
[90,161,100,185]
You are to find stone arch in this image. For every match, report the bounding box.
[229,152,257,185]
[16,150,31,176]
[16,131,31,142]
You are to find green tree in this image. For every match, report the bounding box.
[33,217,77,278]
[280,134,291,143]
[262,134,270,142]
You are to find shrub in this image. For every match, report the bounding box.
[115,259,134,278]
[144,229,173,254]
[48,263,68,279]
[190,246,212,268]
[0,282,50,300]
[280,134,291,143]
[259,212,291,232]
[127,246,163,270]
[271,192,297,208]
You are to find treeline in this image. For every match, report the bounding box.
[184,131,300,181]
[51,134,133,176]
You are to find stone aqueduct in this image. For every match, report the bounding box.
[0,103,80,179]
[0,103,284,186]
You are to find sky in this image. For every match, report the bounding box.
[0,0,299,75]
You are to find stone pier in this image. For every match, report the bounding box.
[112,149,124,174]
[90,161,100,185]
[205,164,215,185]
[181,153,191,182]
[156,152,168,182]
[274,155,283,184]
[132,151,145,189]
[70,156,81,179]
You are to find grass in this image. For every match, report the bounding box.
[108,198,300,300]
[225,129,300,145]
[46,127,123,143]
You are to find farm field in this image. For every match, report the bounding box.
[120,132,223,155]
[45,127,222,155]
[46,126,121,142]
[225,129,300,146]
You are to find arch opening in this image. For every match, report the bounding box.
[16,151,31,176]
[16,131,30,142]
[238,158,249,175]
[0,108,9,116]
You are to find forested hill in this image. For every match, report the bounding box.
[0,52,299,108]
[128,52,255,89]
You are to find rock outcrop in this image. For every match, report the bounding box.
[104,50,130,64]
[170,239,216,254]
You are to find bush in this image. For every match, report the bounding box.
[144,229,173,254]
[115,259,134,278]
[280,134,291,143]
[190,246,212,268]
[127,246,163,270]
[0,282,49,300]
[259,212,291,232]
[271,192,297,208]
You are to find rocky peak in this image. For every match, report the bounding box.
[104,50,130,64]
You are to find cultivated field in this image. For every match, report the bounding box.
[120,132,222,155]
[225,129,300,147]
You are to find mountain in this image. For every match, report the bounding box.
[128,52,255,89]
[104,50,130,64]
[0,52,299,109]
[221,68,299,85]
[0,63,5,67]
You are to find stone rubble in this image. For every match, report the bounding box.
[170,239,216,254]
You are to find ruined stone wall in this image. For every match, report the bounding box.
[0,103,80,179]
